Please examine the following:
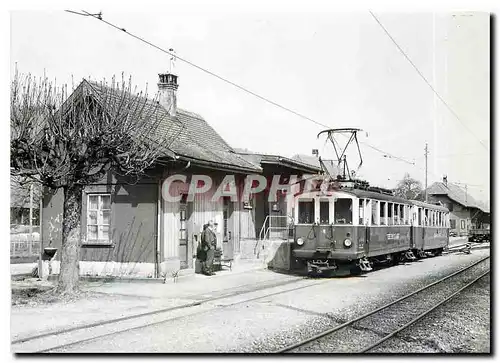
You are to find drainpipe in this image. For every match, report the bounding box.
[155,180,161,278]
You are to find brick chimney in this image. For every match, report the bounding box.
[443,175,448,186]
[158,73,178,117]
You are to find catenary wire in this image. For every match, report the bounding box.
[65,9,419,167]
[369,11,489,152]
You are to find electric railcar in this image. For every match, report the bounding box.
[292,186,450,275]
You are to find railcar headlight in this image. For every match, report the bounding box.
[296,237,304,246]
[343,239,352,248]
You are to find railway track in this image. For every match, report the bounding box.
[12,254,489,353]
[12,275,333,353]
[274,255,490,353]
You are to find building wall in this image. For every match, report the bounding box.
[428,195,471,236]
[41,171,161,277]
[160,170,248,272]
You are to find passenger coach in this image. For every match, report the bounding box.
[292,185,450,275]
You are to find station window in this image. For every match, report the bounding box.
[371,200,378,225]
[319,200,329,224]
[87,194,111,243]
[380,202,387,225]
[334,198,352,224]
[298,200,315,224]
[450,219,456,229]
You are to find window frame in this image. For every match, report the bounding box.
[372,200,379,226]
[86,193,112,244]
[319,199,330,225]
[334,197,353,225]
[380,201,387,225]
[297,198,315,224]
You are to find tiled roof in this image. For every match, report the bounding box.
[426,182,489,213]
[84,80,261,173]
[291,154,340,176]
[235,151,321,173]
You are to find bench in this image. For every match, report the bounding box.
[212,245,234,271]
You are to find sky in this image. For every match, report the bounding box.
[9,8,491,205]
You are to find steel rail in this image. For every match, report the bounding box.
[13,277,333,352]
[275,255,490,353]
[359,269,490,353]
[11,275,305,345]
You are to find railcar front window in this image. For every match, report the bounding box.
[334,198,352,224]
[320,201,329,224]
[298,200,315,224]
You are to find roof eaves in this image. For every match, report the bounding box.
[176,155,262,174]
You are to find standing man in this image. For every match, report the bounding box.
[197,224,208,274]
[202,220,217,275]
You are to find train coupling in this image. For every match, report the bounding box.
[404,250,417,261]
[357,257,372,272]
[307,259,337,274]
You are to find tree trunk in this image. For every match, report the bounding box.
[56,184,83,294]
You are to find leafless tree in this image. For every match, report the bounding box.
[11,71,177,295]
[394,173,424,201]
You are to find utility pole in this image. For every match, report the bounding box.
[424,143,429,202]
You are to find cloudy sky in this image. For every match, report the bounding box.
[10,8,490,204]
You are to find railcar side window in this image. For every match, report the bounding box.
[372,200,378,225]
[380,202,387,225]
[388,203,393,225]
[319,200,329,224]
[418,208,422,226]
[298,200,315,224]
[358,199,365,225]
[394,204,400,225]
[334,198,352,224]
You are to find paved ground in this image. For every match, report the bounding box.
[11,246,490,353]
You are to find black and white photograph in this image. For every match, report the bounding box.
[7,1,492,355]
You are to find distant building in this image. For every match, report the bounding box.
[425,177,490,236]
[10,176,40,226]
